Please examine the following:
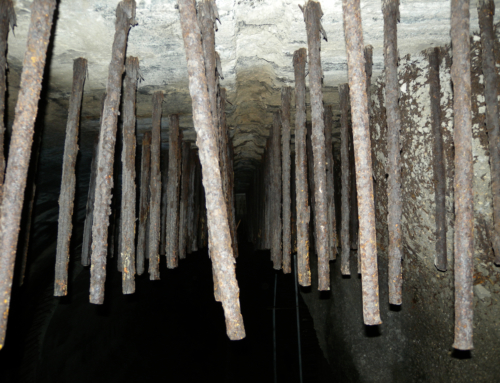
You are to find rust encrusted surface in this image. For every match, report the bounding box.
[186,149,198,255]
[178,141,192,260]
[339,83,351,276]
[293,48,311,287]
[0,0,57,349]
[160,147,169,256]
[54,58,88,297]
[383,0,403,305]
[121,57,139,293]
[302,0,330,291]
[342,0,381,325]
[478,0,500,266]
[0,0,15,200]
[90,0,136,305]
[136,132,151,276]
[148,91,163,280]
[165,114,181,269]
[363,44,373,274]
[451,0,474,351]
[178,0,245,340]
[324,104,337,262]
[281,87,292,273]
[271,111,282,270]
[428,48,447,272]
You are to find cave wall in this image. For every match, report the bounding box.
[301,29,500,382]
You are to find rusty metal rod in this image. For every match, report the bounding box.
[301,0,330,291]
[148,91,164,280]
[54,58,88,296]
[478,0,500,266]
[428,47,447,272]
[383,0,403,305]
[191,156,201,253]
[282,87,292,273]
[179,141,191,260]
[271,111,282,270]
[120,57,140,292]
[186,149,197,255]
[166,114,181,269]
[178,0,245,340]
[324,104,337,262]
[451,0,474,351]
[0,0,57,349]
[136,132,151,276]
[0,0,15,200]
[90,0,136,304]
[342,0,381,325]
[293,48,311,287]
[160,147,169,256]
[339,83,351,276]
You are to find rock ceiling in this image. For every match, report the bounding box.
[5,0,500,190]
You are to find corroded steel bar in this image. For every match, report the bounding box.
[301,0,329,291]
[478,0,500,266]
[136,132,151,275]
[363,44,373,274]
[0,0,57,349]
[324,105,337,261]
[191,157,201,253]
[166,115,181,269]
[451,0,474,351]
[54,58,88,296]
[428,47,447,272]
[160,148,169,256]
[82,135,100,267]
[120,57,140,293]
[178,0,245,340]
[186,149,197,255]
[148,91,164,280]
[90,0,136,304]
[282,87,292,273]
[293,48,311,287]
[383,0,403,305]
[340,83,351,276]
[0,0,15,200]
[342,0,381,325]
[349,121,358,251]
[228,140,238,257]
[271,111,282,270]
[179,141,191,260]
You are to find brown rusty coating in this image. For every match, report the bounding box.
[178,0,245,340]
[0,0,15,200]
[324,105,337,262]
[54,58,88,297]
[339,83,351,276]
[478,0,500,266]
[166,114,181,269]
[293,48,311,287]
[428,48,447,272]
[363,44,373,275]
[0,0,57,349]
[271,111,283,270]
[148,91,164,280]
[121,57,139,293]
[136,132,151,275]
[228,138,238,258]
[342,0,381,325]
[179,141,192,260]
[451,0,474,351]
[90,0,136,305]
[281,87,292,273]
[302,0,330,291]
[160,147,169,256]
[186,149,198,255]
[383,0,403,305]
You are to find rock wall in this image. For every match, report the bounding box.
[302,30,500,382]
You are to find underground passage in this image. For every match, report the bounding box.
[1,0,500,382]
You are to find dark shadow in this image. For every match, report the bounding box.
[389,304,402,312]
[451,349,472,360]
[364,324,381,338]
[319,290,331,300]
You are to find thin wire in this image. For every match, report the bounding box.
[273,272,277,383]
[294,253,303,383]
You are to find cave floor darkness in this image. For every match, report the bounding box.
[20,240,333,383]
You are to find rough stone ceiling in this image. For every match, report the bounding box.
[6,0,500,190]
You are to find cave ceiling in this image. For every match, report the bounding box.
[5,0,499,191]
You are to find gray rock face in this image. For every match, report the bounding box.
[6,0,497,190]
